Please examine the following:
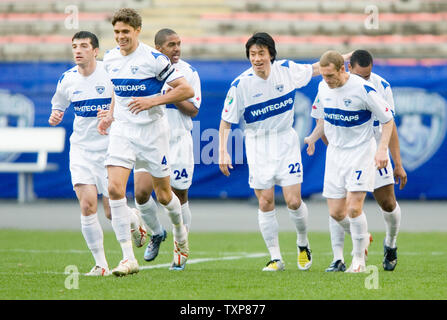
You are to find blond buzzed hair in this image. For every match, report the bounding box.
[111,8,142,30]
[320,50,345,71]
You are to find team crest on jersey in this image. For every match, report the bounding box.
[95,86,105,94]
[275,84,284,93]
[393,87,447,171]
[131,66,139,74]
[343,98,352,107]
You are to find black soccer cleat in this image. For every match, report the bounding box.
[325,259,346,272]
[383,241,398,271]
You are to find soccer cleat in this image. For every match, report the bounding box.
[262,259,285,272]
[112,259,139,277]
[345,259,366,273]
[169,239,189,271]
[85,265,111,276]
[297,245,312,270]
[130,208,148,248]
[383,240,398,271]
[144,228,168,262]
[325,260,346,272]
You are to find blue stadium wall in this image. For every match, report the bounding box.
[1,60,447,200]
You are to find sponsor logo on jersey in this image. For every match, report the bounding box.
[70,98,111,117]
[323,108,372,127]
[393,87,447,171]
[112,78,164,97]
[243,89,295,123]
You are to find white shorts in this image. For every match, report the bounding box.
[246,128,303,190]
[323,138,376,199]
[105,117,171,178]
[69,144,108,197]
[135,131,194,190]
[374,152,394,189]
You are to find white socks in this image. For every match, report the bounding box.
[258,209,282,261]
[181,202,192,232]
[161,193,187,243]
[81,213,108,269]
[109,198,135,261]
[329,216,345,262]
[137,196,163,235]
[288,201,309,247]
[349,212,368,261]
[381,202,401,248]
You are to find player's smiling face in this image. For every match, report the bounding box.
[113,21,141,55]
[157,34,181,64]
[320,63,345,88]
[248,44,272,79]
[71,38,97,66]
[349,63,372,81]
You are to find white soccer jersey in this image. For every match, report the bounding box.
[51,61,113,151]
[221,59,313,134]
[311,74,393,149]
[103,42,184,125]
[368,72,395,141]
[164,59,201,133]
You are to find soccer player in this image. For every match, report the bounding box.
[305,50,394,273]
[219,32,351,271]
[97,8,194,276]
[132,28,201,264]
[340,50,405,271]
[49,31,113,276]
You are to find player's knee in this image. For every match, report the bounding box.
[108,182,124,200]
[379,197,396,212]
[346,206,362,218]
[79,199,96,215]
[286,198,302,211]
[258,197,274,212]
[329,210,346,221]
[173,189,188,204]
[134,188,151,205]
[155,189,171,206]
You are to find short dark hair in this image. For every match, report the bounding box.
[154,28,177,47]
[111,8,142,30]
[72,31,99,49]
[350,49,373,68]
[245,32,277,62]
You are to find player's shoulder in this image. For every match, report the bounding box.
[57,65,78,85]
[103,46,120,61]
[176,59,199,74]
[350,74,378,93]
[230,67,255,89]
[370,72,391,90]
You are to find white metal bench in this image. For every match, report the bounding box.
[0,127,66,203]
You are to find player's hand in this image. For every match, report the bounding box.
[342,51,354,62]
[303,136,315,156]
[97,115,113,135]
[219,150,233,177]
[374,148,388,170]
[394,165,407,190]
[48,110,64,126]
[128,97,156,114]
[97,109,110,119]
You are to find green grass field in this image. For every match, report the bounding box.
[0,230,446,300]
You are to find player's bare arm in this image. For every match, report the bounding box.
[97,94,115,135]
[128,77,194,114]
[163,87,198,117]
[311,51,354,77]
[218,120,233,177]
[375,119,394,169]
[388,121,407,189]
[304,118,324,156]
[48,109,64,126]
